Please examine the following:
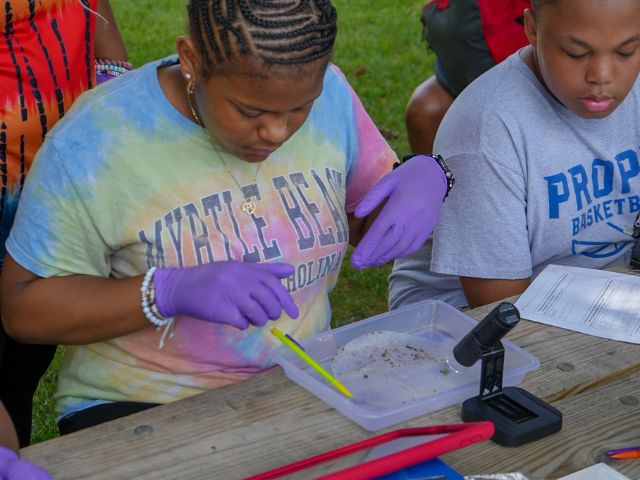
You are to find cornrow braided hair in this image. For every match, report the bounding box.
[188,0,337,75]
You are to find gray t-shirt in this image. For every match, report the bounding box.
[389,52,639,309]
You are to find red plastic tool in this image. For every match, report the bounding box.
[246,421,494,480]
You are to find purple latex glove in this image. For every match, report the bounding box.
[96,72,111,85]
[350,154,447,269]
[0,447,51,480]
[154,261,299,330]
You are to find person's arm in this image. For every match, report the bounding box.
[460,277,531,308]
[429,147,531,307]
[94,0,128,62]
[1,131,299,346]
[0,403,18,453]
[334,69,447,267]
[0,401,51,478]
[0,255,146,345]
[1,255,300,345]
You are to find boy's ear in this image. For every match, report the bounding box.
[523,8,538,46]
[176,36,202,84]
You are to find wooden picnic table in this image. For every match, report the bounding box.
[22,265,640,479]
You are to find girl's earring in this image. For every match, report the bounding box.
[185,73,195,95]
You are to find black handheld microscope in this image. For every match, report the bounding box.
[453,302,562,447]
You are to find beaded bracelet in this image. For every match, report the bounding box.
[95,58,133,78]
[95,58,133,70]
[140,267,171,328]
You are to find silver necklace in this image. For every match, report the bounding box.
[186,80,261,216]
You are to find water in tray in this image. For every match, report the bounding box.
[331,330,475,408]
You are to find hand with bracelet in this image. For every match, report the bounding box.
[95,58,133,84]
[149,261,299,330]
[94,0,130,85]
[351,154,454,269]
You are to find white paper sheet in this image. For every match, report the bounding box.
[514,264,640,343]
[558,463,630,480]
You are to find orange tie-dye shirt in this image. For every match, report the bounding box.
[0,0,96,257]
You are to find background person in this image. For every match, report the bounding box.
[390,0,640,310]
[406,0,530,154]
[0,0,127,446]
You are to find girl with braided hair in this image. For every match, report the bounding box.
[0,0,450,433]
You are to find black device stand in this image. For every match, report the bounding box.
[461,342,563,447]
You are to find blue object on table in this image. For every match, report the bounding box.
[376,457,464,479]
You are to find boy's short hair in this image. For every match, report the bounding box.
[531,0,559,7]
[531,0,560,18]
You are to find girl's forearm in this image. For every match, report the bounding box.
[94,0,128,61]
[1,256,147,345]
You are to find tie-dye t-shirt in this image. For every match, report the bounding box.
[6,56,396,417]
[0,0,96,263]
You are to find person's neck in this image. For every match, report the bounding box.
[519,45,565,107]
[519,45,540,79]
[157,63,195,123]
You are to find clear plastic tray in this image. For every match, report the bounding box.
[270,300,540,431]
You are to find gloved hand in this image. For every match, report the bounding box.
[0,446,52,480]
[154,261,299,330]
[350,154,447,269]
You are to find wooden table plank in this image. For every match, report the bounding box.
[23,360,640,479]
[21,273,640,479]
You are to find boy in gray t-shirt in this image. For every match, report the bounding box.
[390,0,640,310]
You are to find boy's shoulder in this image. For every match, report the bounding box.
[451,52,542,122]
[435,52,557,156]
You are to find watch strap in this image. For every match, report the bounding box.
[393,153,455,199]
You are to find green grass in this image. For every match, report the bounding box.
[30,0,436,444]
[30,350,64,444]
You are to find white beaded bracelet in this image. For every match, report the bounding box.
[140,267,171,328]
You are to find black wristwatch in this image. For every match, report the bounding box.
[393,153,455,199]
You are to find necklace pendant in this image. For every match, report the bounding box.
[242,200,257,216]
